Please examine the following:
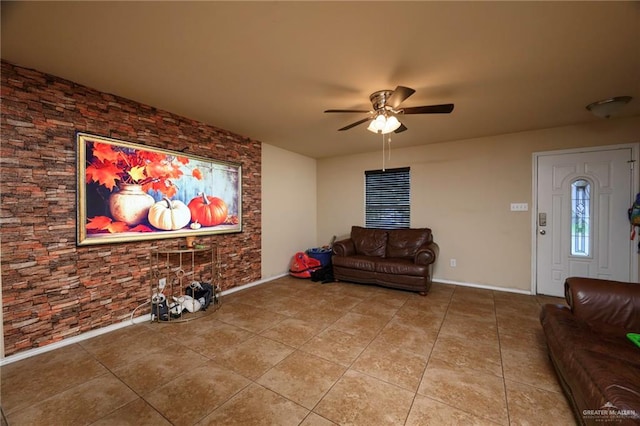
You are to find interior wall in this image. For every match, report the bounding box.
[261,144,317,279]
[317,116,640,292]
[0,61,262,356]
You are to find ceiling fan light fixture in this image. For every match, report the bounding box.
[367,113,401,134]
[586,96,632,119]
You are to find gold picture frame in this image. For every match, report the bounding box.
[76,132,242,246]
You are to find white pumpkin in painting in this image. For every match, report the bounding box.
[148,198,191,230]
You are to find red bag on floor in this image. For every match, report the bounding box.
[289,251,322,279]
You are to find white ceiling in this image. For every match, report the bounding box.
[2,1,639,159]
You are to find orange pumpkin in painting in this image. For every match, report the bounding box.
[188,193,228,227]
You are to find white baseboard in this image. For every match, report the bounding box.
[0,275,285,366]
[223,273,288,295]
[434,278,532,295]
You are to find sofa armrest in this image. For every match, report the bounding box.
[565,277,640,332]
[332,238,356,257]
[415,241,439,266]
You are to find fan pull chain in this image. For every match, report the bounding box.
[381,133,393,171]
[387,135,392,163]
[381,133,385,171]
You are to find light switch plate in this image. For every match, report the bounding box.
[510,203,529,211]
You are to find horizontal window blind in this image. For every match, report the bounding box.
[365,167,410,229]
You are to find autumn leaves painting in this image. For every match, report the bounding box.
[76,132,242,245]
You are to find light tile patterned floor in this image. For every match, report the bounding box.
[1,277,576,425]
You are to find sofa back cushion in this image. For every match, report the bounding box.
[565,277,640,332]
[351,226,388,257]
[386,228,432,259]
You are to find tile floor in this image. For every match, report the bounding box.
[1,277,576,425]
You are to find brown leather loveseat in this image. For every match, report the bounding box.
[540,277,640,425]
[332,226,438,295]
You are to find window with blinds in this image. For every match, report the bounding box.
[365,167,410,229]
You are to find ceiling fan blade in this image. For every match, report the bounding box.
[394,123,408,133]
[325,109,371,113]
[387,86,416,109]
[338,117,371,131]
[402,104,455,114]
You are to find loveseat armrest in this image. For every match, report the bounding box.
[333,238,356,257]
[415,241,439,266]
[565,277,640,333]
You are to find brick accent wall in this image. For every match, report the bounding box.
[0,61,262,356]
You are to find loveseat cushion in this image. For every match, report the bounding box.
[351,226,388,257]
[375,258,427,276]
[386,228,432,258]
[332,254,376,272]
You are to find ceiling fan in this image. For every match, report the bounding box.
[324,85,454,134]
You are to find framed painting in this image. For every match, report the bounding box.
[76,132,242,246]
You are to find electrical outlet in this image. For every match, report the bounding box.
[158,278,166,290]
[450,258,457,267]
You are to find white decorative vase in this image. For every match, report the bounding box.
[109,184,155,226]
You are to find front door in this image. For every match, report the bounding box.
[535,147,635,297]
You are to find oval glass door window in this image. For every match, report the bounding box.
[571,179,591,256]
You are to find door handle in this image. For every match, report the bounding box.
[539,229,546,235]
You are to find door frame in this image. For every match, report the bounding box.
[531,143,640,295]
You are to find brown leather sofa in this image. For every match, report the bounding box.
[332,226,438,295]
[540,277,640,425]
